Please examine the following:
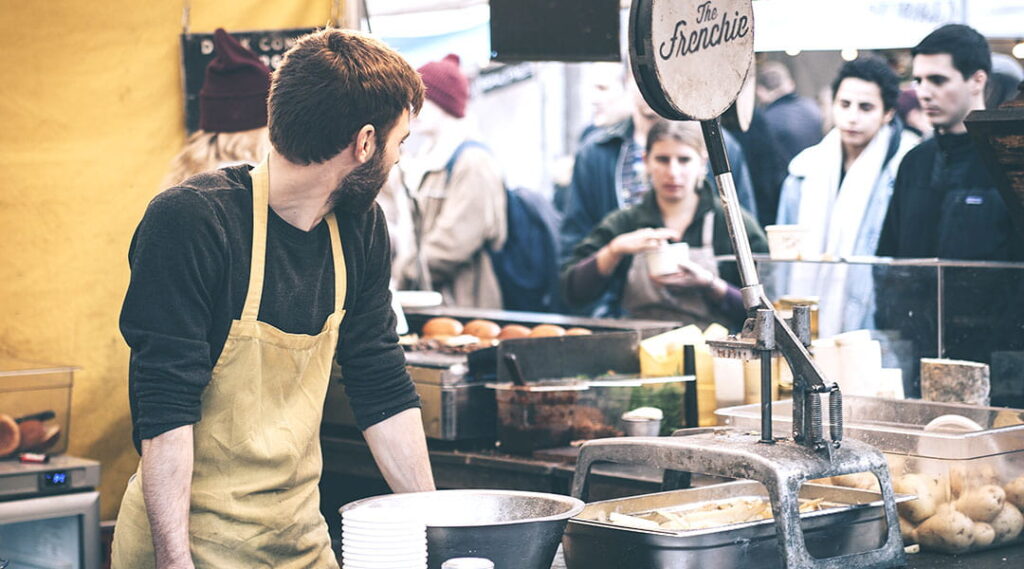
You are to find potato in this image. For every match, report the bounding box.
[973,522,996,548]
[1004,476,1024,509]
[990,503,1024,543]
[831,472,880,492]
[916,509,975,553]
[886,454,908,477]
[954,485,1006,522]
[950,464,999,499]
[899,516,917,544]
[894,473,940,523]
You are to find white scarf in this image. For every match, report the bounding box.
[789,125,893,337]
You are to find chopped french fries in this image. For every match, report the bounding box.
[602,496,832,532]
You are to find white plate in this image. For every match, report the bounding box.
[342,548,425,556]
[342,525,425,534]
[343,562,426,569]
[342,532,425,540]
[342,551,427,560]
[342,521,425,532]
[342,506,422,522]
[394,290,443,308]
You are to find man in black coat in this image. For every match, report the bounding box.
[875,24,1024,403]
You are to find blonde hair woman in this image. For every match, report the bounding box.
[161,28,271,187]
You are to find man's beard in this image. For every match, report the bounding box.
[329,143,390,213]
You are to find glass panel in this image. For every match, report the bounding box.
[0,515,80,569]
[734,255,1024,403]
[942,265,1024,408]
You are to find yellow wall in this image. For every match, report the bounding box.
[0,1,333,520]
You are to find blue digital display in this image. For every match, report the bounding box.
[43,471,68,487]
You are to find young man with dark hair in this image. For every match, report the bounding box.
[876,23,1012,260]
[756,60,824,167]
[875,24,1023,399]
[775,56,915,337]
[112,29,435,569]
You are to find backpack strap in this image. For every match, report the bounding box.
[444,140,492,181]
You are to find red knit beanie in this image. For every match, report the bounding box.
[418,54,469,119]
[199,28,272,133]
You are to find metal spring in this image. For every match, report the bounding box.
[830,389,844,442]
[809,392,822,441]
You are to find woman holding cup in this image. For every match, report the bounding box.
[560,120,767,329]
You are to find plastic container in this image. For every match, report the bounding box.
[488,377,690,453]
[0,359,75,458]
[490,382,587,453]
[578,377,689,439]
[716,396,1024,554]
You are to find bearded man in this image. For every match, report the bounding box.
[112,29,435,569]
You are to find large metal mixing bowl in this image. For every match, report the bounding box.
[340,489,584,569]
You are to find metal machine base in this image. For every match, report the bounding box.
[572,430,905,569]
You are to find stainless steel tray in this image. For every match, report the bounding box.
[563,481,911,569]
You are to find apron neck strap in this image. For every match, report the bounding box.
[325,214,347,311]
[243,159,348,321]
[242,160,271,321]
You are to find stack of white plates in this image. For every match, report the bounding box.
[341,506,427,569]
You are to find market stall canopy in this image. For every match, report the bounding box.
[752,0,1024,52]
[366,1,491,68]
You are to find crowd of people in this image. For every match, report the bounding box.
[159,23,1023,339]
[389,23,1021,335]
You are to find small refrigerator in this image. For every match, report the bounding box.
[0,456,101,569]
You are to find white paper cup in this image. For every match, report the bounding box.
[765,225,808,260]
[645,242,690,276]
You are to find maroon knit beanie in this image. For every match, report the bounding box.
[418,54,470,118]
[199,28,272,133]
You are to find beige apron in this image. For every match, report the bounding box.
[622,211,726,327]
[112,160,346,569]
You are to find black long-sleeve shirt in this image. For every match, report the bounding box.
[120,165,418,451]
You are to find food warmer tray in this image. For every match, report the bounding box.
[324,309,675,441]
[563,480,912,569]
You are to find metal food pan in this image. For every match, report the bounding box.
[562,481,910,569]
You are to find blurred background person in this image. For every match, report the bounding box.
[875,24,1023,397]
[775,56,916,337]
[560,121,766,329]
[986,52,1024,110]
[896,88,932,141]
[553,62,632,214]
[724,63,788,227]
[393,54,507,309]
[877,23,1016,261]
[559,84,758,316]
[162,28,271,188]
[757,61,824,168]
[579,61,632,143]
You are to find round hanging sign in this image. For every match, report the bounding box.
[629,0,755,121]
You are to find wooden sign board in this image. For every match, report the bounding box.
[180,28,316,132]
[629,0,754,121]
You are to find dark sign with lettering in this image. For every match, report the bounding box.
[180,28,315,132]
[657,1,750,60]
[630,0,753,121]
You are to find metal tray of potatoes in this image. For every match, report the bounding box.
[562,480,912,569]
